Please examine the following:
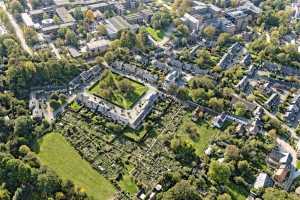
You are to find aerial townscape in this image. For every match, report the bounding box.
[2,0,300,200]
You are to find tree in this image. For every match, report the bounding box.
[119,79,134,94]
[208,98,224,112]
[119,30,136,48]
[203,25,216,39]
[73,7,84,20]
[234,101,247,116]
[208,160,231,184]
[163,180,200,200]
[96,24,107,36]
[171,139,197,165]
[14,116,34,137]
[0,184,10,200]
[50,100,61,111]
[217,193,232,200]
[176,87,190,101]
[85,10,95,22]
[263,188,297,200]
[217,33,232,46]
[224,145,240,161]
[172,0,192,16]
[104,51,114,63]
[65,30,78,46]
[136,28,149,50]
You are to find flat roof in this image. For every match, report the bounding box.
[56,7,75,23]
[105,16,131,32]
[87,39,110,50]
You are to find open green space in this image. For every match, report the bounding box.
[69,101,82,112]
[176,113,219,157]
[119,174,138,195]
[37,132,116,200]
[297,160,300,170]
[146,27,165,42]
[226,182,248,200]
[89,70,148,109]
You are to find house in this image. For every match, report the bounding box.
[68,47,81,58]
[21,13,34,27]
[248,118,262,135]
[241,54,252,66]
[254,173,273,189]
[264,93,280,110]
[105,16,135,38]
[181,13,201,32]
[56,7,75,23]
[125,9,153,24]
[274,165,290,183]
[164,70,180,89]
[235,76,249,92]
[86,39,110,53]
[218,42,243,68]
[284,94,300,123]
[83,65,101,82]
[225,10,250,31]
[266,149,292,168]
[41,22,74,34]
[88,2,114,12]
[247,64,256,76]
[212,113,228,128]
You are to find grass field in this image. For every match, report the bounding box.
[146,27,164,42]
[37,133,116,200]
[89,71,148,109]
[297,160,300,170]
[176,113,219,157]
[119,174,138,195]
[69,101,81,112]
[226,182,248,200]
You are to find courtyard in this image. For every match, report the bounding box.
[88,70,148,109]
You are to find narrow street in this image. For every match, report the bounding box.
[0,2,33,55]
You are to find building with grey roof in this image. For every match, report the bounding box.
[56,7,75,23]
[105,16,135,38]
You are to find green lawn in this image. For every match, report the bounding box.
[226,182,248,200]
[176,113,219,157]
[297,160,300,170]
[119,174,138,195]
[146,27,164,42]
[69,101,82,112]
[37,133,116,200]
[89,71,148,109]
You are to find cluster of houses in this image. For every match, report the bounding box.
[212,105,265,136]
[69,65,102,90]
[180,0,261,35]
[29,65,102,121]
[77,89,159,129]
[284,94,300,124]
[217,42,246,69]
[21,0,154,56]
[111,61,159,85]
[252,148,296,192]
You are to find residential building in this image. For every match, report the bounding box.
[105,16,135,38]
[264,93,280,110]
[56,7,75,23]
[86,39,110,53]
[254,173,273,189]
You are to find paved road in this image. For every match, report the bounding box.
[0,3,33,55]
